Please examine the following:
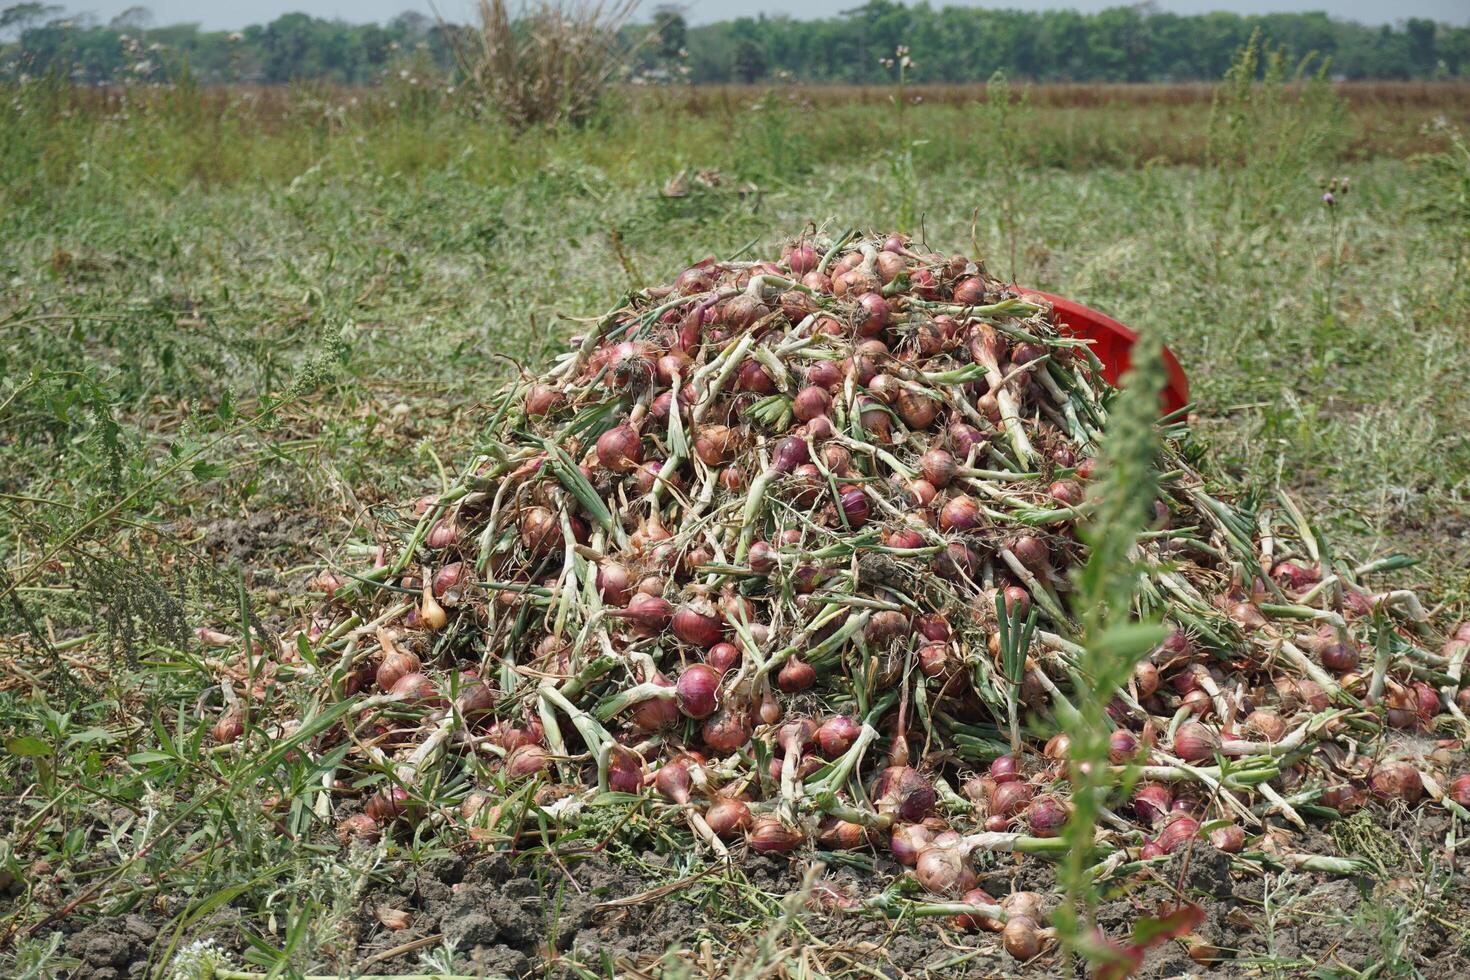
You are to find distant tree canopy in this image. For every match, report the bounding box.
[2,1,1468,85]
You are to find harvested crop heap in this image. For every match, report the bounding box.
[220,230,1469,960]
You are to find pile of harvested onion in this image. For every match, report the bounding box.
[206,230,1468,964]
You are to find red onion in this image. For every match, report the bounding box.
[885,526,926,550]
[873,766,936,823]
[1245,710,1286,742]
[932,541,982,582]
[853,292,891,336]
[672,601,724,648]
[675,266,714,294]
[597,562,632,606]
[1208,824,1245,853]
[951,887,1003,932]
[838,485,870,528]
[920,449,958,488]
[952,277,986,305]
[947,421,987,458]
[365,786,411,823]
[656,350,692,385]
[988,754,1021,783]
[1134,782,1172,824]
[1108,728,1141,764]
[211,709,244,745]
[519,505,559,555]
[596,423,644,473]
[894,389,939,429]
[748,815,804,854]
[608,592,674,635]
[889,823,932,865]
[858,399,892,442]
[693,424,737,466]
[917,642,950,677]
[1026,795,1068,837]
[1320,783,1365,813]
[864,609,910,647]
[1133,661,1160,698]
[1369,762,1423,804]
[1010,535,1051,574]
[505,744,549,778]
[772,436,811,474]
[1043,733,1071,760]
[705,797,752,838]
[1412,681,1441,719]
[874,251,907,284]
[654,761,693,804]
[915,840,978,896]
[722,294,768,331]
[702,706,752,753]
[791,386,832,423]
[817,818,869,850]
[990,780,1034,817]
[524,383,563,417]
[390,672,439,704]
[939,494,982,532]
[377,649,422,693]
[1155,814,1200,853]
[806,359,843,390]
[737,358,776,394]
[1449,774,1470,808]
[606,745,645,794]
[785,243,820,275]
[1319,641,1359,673]
[776,655,817,691]
[706,642,741,674]
[338,813,381,844]
[1002,586,1031,616]
[1048,480,1084,507]
[816,714,861,758]
[1173,721,1220,762]
[675,664,722,719]
[426,518,459,549]
[456,679,496,723]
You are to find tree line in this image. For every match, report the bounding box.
[2,1,1467,86]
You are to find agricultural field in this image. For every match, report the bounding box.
[2,71,1470,980]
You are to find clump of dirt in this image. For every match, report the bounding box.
[59,914,157,980]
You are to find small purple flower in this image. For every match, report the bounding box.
[1322,191,1335,207]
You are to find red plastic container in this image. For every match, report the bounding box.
[1020,289,1190,416]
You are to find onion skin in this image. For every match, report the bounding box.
[1208,825,1246,853]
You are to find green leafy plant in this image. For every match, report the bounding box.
[1051,334,1170,967]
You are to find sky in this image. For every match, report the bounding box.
[54,1,1470,31]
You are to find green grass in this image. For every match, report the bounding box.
[2,76,1469,976]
